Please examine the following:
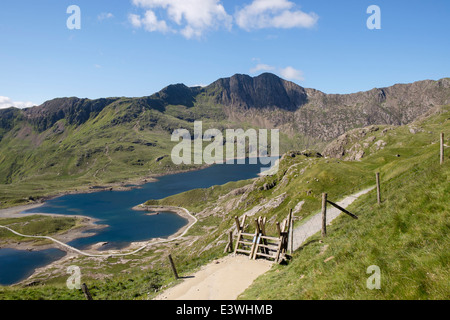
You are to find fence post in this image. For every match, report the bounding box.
[441,133,444,165]
[168,254,179,280]
[321,193,327,237]
[224,231,234,253]
[81,283,93,300]
[376,172,381,205]
[289,209,294,254]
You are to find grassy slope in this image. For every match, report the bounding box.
[147,105,450,300]
[0,106,448,300]
[239,108,450,300]
[0,99,199,208]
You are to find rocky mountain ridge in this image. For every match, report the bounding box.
[1,73,449,142]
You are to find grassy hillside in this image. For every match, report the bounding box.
[0,105,448,300]
[240,145,449,299]
[237,106,450,299]
[152,105,450,300]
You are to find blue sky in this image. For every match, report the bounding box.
[0,0,449,108]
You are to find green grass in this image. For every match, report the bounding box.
[237,107,450,300]
[145,179,253,213]
[239,154,449,299]
[0,267,173,300]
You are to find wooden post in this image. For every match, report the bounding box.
[376,172,381,205]
[168,254,179,280]
[81,283,93,300]
[321,193,327,237]
[441,133,444,165]
[276,222,281,237]
[224,231,233,253]
[289,209,294,254]
[259,217,268,255]
[234,216,241,231]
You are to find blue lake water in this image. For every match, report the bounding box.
[0,158,277,285]
[0,248,66,286]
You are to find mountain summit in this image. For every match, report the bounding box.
[207,73,308,111]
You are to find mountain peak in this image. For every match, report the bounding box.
[207,72,308,111]
[152,83,203,108]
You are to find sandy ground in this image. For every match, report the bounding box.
[154,254,273,300]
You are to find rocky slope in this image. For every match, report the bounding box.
[209,74,450,141]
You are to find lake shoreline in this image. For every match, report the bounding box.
[0,156,277,286]
[0,204,196,287]
[0,154,279,211]
[9,204,197,287]
[0,163,212,251]
[0,203,107,252]
[0,165,211,209]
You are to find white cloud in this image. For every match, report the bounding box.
[235,0,318,31]
[129,13,142,28]
[98,12,114,21]
[0,96,35,110]
[137,10,172,33]
[129,0,318,38]
[130,0,232,39]
[279,66,305,81]
[250,63,276,74]
[250,63,305,82]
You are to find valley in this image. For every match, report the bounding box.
[0,93,448,299]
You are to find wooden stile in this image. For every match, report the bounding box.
[251,211,292,263]
[233,215,258,259]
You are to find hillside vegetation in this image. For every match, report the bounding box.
[149,105,450,300]
[241,112,450,299]
[0,104,448,300]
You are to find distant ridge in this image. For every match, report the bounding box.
[2,73,449,137]
[0,73,449,193]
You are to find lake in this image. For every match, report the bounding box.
[0,158,277,285]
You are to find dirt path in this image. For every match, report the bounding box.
[154,254,273,300]
[154,187,374,300]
